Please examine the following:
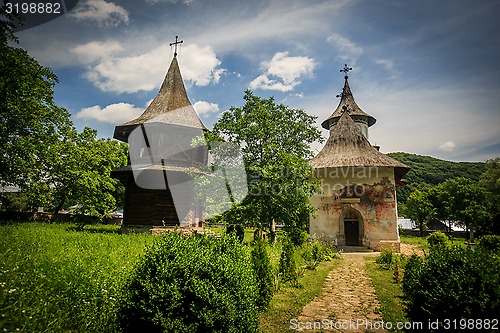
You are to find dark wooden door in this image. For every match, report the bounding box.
[344,219,359,246]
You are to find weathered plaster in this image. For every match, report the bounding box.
[310,166,400,252]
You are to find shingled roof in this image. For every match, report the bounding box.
[321,77,376,130]
[311,110,409,185]
[113,56,207,142]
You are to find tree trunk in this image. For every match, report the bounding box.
[269,218,276,244]
[469,225,475,244]
[419,220,424,237]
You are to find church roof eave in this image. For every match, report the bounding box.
[321,77,376,130]
[310,111,409,180]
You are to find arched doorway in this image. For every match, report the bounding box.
[344,210,360,246]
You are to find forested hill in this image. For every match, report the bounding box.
[387,152,486,204]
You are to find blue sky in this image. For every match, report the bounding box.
[14,0,500,162]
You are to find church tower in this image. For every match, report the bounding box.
[321,65,376,139]
[309,65,409,251]
[111,37,208,231]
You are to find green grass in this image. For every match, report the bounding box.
[0,222,338,332]
[365,257,407,332]
[0,222,154,332]
[259,260,339,333]
[400,234,467,250]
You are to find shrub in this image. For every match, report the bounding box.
[286,228,309,247]
[402,246,500,331]
[279,237,298,286]
[251,240,274,309]
[300,240,337,270]
[426,231,449,251]
[375,248,394,270]
[478,235,500,253]
[118,232,258,333]
[226,224,244,243]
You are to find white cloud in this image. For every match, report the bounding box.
[146,0,193,4]
[327,34,363,59]
[179,44,225,86]
[438,141,457,152]
[374,59,395,71]
[193,101,219,115]
[71,41,123,63]
[75,103,143,124]
[249,51,315,92]
[69,0,129,27]
[374,58,399,79]
[79,43,223,93]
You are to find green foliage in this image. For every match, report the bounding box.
[478,235,500,254]
[208,90,322,237]
[286,228,309,247]
[251,240,274,309]
[119,232,259,333]
[31,127,128,217]
[299,240,337,270]
[479,158,500,234]
[402,247,500,331]
[405,189,435,237]
[376,248,395,270]
[0,11,73,190]
[0,222,152,332]
[426,232,449,251]
[0,15,127,218]
[278,237,298,286]
[388,152,486,205]
[226,224,245,242]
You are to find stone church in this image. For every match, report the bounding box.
[309,66,409,251]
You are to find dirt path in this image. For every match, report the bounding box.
[297,252,386,333]
[399,243,424,256]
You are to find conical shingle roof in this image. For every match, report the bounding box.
[321,77,376,130]
[114,56,207,142]
[311,110,409,184]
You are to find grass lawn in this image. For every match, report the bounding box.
[0,222,154,332]
[259,260,339,333]
[364,257,407,332]
[400,234,467,250]
[1,222,338,332]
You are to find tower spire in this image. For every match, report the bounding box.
[170,35,183,57]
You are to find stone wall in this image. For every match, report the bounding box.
[310,166,400,251]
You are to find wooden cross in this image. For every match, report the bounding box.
[340,64,352,78]
[170,36,183,57]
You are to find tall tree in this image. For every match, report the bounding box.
[479,158,500,234]
[208,90,323,245]
[25,127,127,217]
[437,178,490,241]
[406,189,435,237]
[0,6,127,218]
[0,5,72,188]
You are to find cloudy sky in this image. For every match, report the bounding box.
[13,0,500,162]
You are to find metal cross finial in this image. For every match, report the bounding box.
[170,36,183,57]
[340,64,352,78]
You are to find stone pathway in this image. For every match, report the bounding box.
[297,252,386,333]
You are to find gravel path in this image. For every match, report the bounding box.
[296,252,386,332]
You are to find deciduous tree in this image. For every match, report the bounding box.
[208,90,323,245]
